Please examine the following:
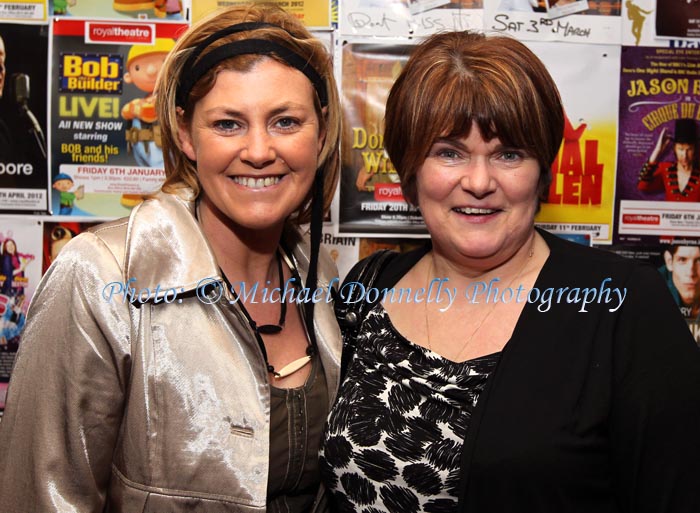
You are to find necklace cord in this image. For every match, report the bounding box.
[222,248,315,378]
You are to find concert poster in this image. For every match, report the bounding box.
[615,45,700,244]
[0,22,49,213]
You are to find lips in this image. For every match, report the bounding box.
[231,175,282,189]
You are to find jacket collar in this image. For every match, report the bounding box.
[121,190,326,294]
[124,189,222,293]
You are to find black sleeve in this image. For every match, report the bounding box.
[610,263,700,512]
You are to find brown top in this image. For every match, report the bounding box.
[268,355,328,512]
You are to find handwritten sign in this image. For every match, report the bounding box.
[483,1,621,45]
[340,2,482,37]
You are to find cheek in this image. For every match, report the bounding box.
[507,170,541,204]
[415,165,453,204]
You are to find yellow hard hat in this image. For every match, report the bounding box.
[126,38,175,67]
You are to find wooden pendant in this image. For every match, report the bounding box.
[273,355,312,379]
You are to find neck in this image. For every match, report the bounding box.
[678,161,693,173]
[431,231,540,284]
[198,196,284,284]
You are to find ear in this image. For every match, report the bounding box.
[124,72,132,84]
[176,108,196,161]
[664,250,674,272]
[317,106,328,155]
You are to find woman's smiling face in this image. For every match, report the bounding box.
[416,123,540,268]
[178,57,324,231]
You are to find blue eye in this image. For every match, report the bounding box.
[435,148,461,159]
[276,117,300,130]
[214,119,240,131]
[496,150,527,164]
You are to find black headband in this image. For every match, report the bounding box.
[175,22,328,108]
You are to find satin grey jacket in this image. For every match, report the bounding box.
[0,190,342,512]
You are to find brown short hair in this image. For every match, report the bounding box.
[384,31,564,206]
[155,3,340,225]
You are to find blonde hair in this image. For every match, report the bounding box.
[155,3,340,225]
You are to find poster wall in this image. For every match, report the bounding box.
[336,38,620,242]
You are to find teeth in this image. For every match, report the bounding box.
[232,176,281,189]
[455,207,496,215]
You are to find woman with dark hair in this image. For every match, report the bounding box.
[0,4,342,512]
[321,31,700,512]
[0,238,20,295]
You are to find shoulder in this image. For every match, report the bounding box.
[539,229,648,283]
[41,228,129,300]
[88,217,130,268]
[86,191,193,265]
[537,229,683,324]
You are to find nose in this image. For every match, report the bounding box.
[240,126,276,169]
[460,157,496,198]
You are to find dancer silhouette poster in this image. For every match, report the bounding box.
[621,0,656,46]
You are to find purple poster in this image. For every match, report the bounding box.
[615,45,700,244]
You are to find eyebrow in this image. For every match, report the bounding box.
[433,136,510,151]
[203,102,309,118]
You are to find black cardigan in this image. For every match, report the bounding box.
[345,229,700,513]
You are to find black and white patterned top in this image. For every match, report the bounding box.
[320,303,500,513]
